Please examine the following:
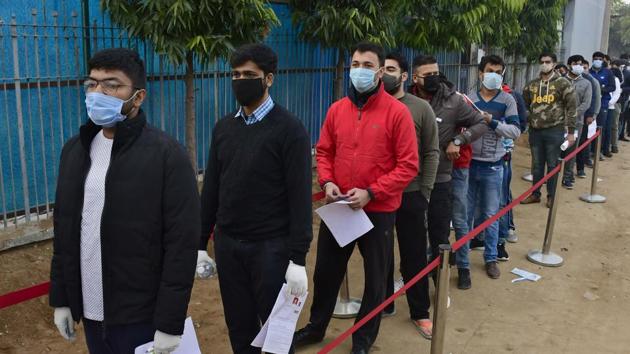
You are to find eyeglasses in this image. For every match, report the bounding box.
[83,79,133,95]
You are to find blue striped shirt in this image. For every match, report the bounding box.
[234,95,275,125]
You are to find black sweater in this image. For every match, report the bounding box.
[199,104,313,265]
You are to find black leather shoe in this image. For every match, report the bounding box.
[457,268,471,290]
[294,326,324,347]
[350,348,369,354]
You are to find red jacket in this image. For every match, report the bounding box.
[453,144,472,169]
[316,85,419,212]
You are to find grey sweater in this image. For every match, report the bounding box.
[568,75,592,129]
[399,93,440,200]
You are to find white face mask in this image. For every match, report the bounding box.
[571,65,584,76]
[482,72,503,90]
[540,63,554,74]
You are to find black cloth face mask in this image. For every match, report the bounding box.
[232,78,267,106]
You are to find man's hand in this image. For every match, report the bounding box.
[346,188,371,210]
[324,182,345,203]
[154,330,181,354]
[481,111,493,124]
[567,133,576,147]
[446,142,461,161]
[586,116,594,125]
[285,261,308,297]
[196,250,217,279]
[53,307,76,341]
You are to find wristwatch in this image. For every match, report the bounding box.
[453,137,463,147]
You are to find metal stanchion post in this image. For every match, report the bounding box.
[332,274,361,318]
[430,244,451,354]
[527,158,565,267]
[580,131,607,203]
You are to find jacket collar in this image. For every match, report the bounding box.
[348,82,384,109]
[80,109,147,153]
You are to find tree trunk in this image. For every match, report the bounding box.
[185,51,197,173]
[334,48,345,101]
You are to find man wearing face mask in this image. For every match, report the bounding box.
[522,52,577,207]
[294,42,418,354]
[49,48,200,354]
[381,51,439,339]
[590,51,616,159]
[465,55,521,281]
[198,43,312,354]
[578,60,602,172]
[562,55,592,190]
[408,55,488,279]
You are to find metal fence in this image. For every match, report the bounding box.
[0,3,538,231]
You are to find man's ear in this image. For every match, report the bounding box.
[265,73,274,88]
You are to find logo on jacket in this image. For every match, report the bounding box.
[532,93,555,104]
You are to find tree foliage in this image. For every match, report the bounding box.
[398,0,526,52]
[608,0,630,57]
[102,0,279,65]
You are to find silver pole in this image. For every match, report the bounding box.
[527,158,565,267]
[10,17,31,222]
[332,273,361,319]
[580,131,607,203]
[430,244,451,354]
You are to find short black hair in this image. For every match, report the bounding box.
[539,52,557,63]
[592,51,606,59]
[621,53,630,60]
[385,51,409,73]
[230,43,278,75]
[412,55,438,71]
[567,55,585,65]
[583,59,590,66]
[555,64,568,71]
[604,54,611,62]
[478,55,505,72]
[351,41,385,66]
[88,48,146,89]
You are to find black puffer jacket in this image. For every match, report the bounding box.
[49,111,200,335]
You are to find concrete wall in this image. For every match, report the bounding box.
[562,0,610,61]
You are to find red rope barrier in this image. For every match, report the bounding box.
[319,130,601,353]
[0,282,50,310]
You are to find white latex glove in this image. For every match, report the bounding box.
[153,330,181,354]
[53,307,76,341]
[196,250,216,279]
[285,261,308,297]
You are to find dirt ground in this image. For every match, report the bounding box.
[2,137,630,354]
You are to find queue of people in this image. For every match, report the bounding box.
[48,43,622,354]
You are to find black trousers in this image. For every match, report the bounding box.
[427,181,453,262]
[385,191,430,320]
[576,123,590,172]
[83,319,154,354]
[215,230,293,354]
[308,212,395,350]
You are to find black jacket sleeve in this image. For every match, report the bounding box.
[153,142,200,335]
[282,120,313,266]
[49,146,70,308]
[199,128,219,250]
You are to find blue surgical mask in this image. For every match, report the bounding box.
[85,91,137,127]
[482,72,503,90]
[349,68,378,93]
[593,59,603,69]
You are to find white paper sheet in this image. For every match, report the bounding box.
[560,131,579,151]
[587,121,597,139]
[510,267,542,283]
[251,284,307,354]
[315,201,374,247]
[135,317,201,354]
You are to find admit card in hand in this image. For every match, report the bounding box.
[135,317,201,354]
[315,200,374,247]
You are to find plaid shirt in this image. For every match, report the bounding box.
[234,95,275,125]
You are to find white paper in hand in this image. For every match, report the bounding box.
[315,201,374,247]
[251,284,307,354]
[587,121,597,139]
[135,317,201,354]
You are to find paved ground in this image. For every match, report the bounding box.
[1,137,630,353]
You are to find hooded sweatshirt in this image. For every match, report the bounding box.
[567,74,592,129]
[409,79,488,183]
[523,72,578,133]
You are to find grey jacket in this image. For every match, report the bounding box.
[583,72,601,117]
[569,75,592,129]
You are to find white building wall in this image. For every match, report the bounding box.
[562,0,608,61]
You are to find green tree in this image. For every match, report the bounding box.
[101,0,279,171]
[608,0,630,57]
[398,0,526,52]
[288,0,398,100]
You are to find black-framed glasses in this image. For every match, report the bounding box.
[83,79,133,95]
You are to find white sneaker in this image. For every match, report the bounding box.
[394,278,405,293]
[507,229,518,243]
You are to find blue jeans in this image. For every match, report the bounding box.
[467,161,503,264]
[498,154,514,242]
[603,107,615,154]
[529,126,565,198]
[451,168,470,269]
